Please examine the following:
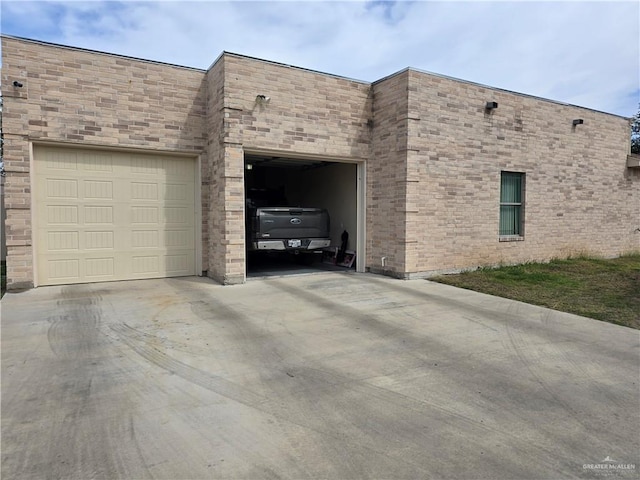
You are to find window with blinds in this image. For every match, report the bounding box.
[499,172,525,237]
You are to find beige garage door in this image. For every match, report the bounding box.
[34,146,196,286]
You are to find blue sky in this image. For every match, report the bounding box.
[1,0,638,117]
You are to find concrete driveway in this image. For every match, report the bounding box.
[2,272,639,480]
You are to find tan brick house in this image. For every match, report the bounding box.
[2,35,638,290]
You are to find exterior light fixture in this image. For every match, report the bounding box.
[485,101,498,110]
[572,119,584,126]
[12,80,23,88]
[256,94,270,103]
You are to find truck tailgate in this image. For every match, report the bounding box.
[256,208,330,239]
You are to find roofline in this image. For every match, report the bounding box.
[3,35,369,85]
[374,66,630,120]
[0,34,206,73]
[2,34,629,120]
[208,51,370,85]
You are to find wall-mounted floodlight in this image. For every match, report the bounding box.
[572,119,584,126]
[485,101,498,110]
[256,94,270,104]
[12,80,23,88]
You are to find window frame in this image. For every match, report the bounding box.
[499,171,525,240]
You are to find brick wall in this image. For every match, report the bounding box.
[404,69,639,276]
[368,71,410,275]
[1,37,207,151]
[1,36,207,288]
[221,54,372,160]
[1,136,32,289]
[204,58,224,282]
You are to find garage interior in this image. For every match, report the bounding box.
[244,154,358,278]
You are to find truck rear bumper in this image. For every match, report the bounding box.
[255,240,286,251]
[308,239,332,249]
[254,239,331,251]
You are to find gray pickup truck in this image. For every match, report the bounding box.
[247,206,331,252]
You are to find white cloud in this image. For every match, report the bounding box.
[1,0,638,116]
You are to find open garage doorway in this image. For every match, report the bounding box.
[244,153,363,278]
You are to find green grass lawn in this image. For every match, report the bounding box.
[432,254,640,329]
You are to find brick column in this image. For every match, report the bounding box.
[206,142,246,285]
[3,134,34,290]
